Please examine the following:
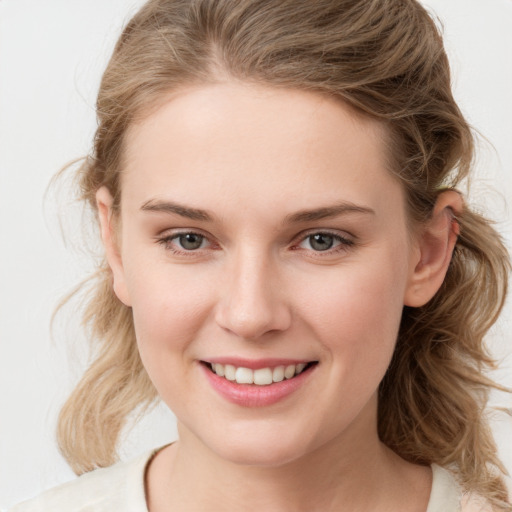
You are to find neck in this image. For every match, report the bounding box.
[146,405,431,512]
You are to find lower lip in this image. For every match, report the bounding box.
[201,363,315,407]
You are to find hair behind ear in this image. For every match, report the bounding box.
[379,205,511,508]
[56,269,158,474]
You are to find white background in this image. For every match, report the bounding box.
[1,0,511,508]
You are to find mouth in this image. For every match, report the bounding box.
[201,361,318,386]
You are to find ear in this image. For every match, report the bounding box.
[404,190,462,307]
[96,186,132,307]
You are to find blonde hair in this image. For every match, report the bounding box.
[57,0,511,507]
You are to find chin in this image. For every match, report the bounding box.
[202,425,315,468]
[218,444,306,468]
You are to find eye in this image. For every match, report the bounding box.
[157,231,211,253]
[175,233,207,250]
[304,233,336,251]
[297,232,353,252]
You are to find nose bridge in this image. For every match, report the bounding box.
[215,243,290,339]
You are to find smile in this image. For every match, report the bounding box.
[207,362,312,386]
[201,360,318,407]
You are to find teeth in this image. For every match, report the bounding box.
[253,368,273,385]
[224,364,236,381]
[272,365,285,382]
[214,363,225,377]
[284,364,296,379]
[235,367,253,384]
[210,362,310,386]
[296,363,306,373]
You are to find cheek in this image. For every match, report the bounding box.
[297,249,409,369]
[124,260,215,369]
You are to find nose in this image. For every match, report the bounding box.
[214,249,292,340]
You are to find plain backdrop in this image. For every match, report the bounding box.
[1,0,511,508]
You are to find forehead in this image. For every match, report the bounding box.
[121,83,403,220]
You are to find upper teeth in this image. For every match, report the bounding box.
[211,363,307,386]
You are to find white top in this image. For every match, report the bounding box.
[7,447,481,511]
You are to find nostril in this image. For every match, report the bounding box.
[215,303,292,340]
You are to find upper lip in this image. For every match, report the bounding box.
[202,357,316,370]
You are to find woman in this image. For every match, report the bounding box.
[7,0,511,510]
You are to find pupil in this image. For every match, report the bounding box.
[179,233,203,250]
[310,233,333,251]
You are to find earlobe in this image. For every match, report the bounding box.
[96,187,132,307]
[404,190,463,307]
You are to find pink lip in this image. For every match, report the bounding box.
[204,357,311,370]
[200,362,316,407]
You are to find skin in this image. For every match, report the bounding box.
[97,82,461,511]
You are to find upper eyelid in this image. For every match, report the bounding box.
[156,227,215,244]
[157,226,210,236]
[156,227,353,238]
[292,228,354,243]
[156,228,355,249]
[156,231,216,255]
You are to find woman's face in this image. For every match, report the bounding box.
[104,83,423,466]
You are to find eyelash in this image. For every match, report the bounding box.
[294,230,354,255]
[156,230,355,257]
[156,231,215,256]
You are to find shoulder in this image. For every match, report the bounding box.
[429,465,504,512]
[460,474,512,512]
[459,472,512,512]
[7,448,161,512]
[460,495,493,512]
[428,465,492,512]
[427,464,462,512]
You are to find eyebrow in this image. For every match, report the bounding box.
[140,199,375,223]
[284,202,375,223]
[140,199,213,221]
